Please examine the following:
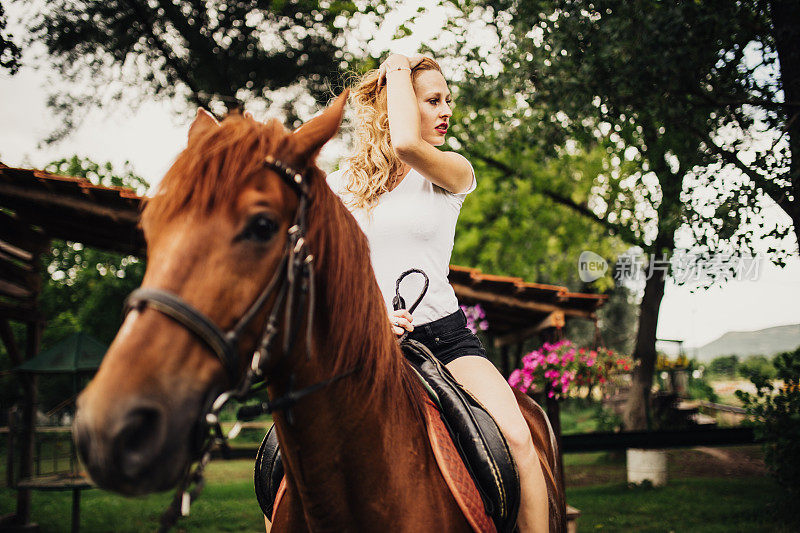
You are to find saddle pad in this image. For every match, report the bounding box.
[271,477,287,524]
[424,395,497,533]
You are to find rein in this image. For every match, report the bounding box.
[124,154,357,532]
[393,268,430,344]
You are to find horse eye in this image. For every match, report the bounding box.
[241,214,278,243]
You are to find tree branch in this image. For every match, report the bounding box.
[461,143,643,246]
[699,129,792,211]
[154,0,233,98]
[120,0,205,106]
[688,84,796,110]
[709,97,800,109]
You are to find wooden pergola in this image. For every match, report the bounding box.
[0,163,141,530]
[1,163,606,528]
[450,265,607,375]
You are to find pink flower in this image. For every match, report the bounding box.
[522,373,533,390]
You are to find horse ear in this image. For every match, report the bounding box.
[188,108,219,144]
[291,90,348,160]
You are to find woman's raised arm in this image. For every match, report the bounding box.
[379,54,473,194]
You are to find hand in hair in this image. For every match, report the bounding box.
[378,53,427,86]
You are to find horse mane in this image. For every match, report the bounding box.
[142,112,425,422]
[305,165,425,421]
[142,114,289,229]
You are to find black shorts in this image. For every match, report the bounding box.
[407,308,489,366]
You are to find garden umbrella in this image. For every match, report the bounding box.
[15,332,106,374]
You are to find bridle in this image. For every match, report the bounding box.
[124,154,357,531]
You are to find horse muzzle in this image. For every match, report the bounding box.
[73,392,198,496]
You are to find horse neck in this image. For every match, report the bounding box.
[267,180,428,525]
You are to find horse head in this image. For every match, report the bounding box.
[73,93,347,496]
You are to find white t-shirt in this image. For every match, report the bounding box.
[326,165,476,325]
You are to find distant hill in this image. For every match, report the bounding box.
[690,324,800,361]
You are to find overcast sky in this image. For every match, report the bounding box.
[1,2,798,349]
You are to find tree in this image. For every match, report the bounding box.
[449,0,798,429]
[39,156,148,344]
[27,0,369,141]
[452,139,630,292]
[446,59,633,289]
[0,2,21,74]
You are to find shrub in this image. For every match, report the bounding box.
[738,354,777,381]
[687,376,719,403]
[736,346,800,497]
[707,355,739,379]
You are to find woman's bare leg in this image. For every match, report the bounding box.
[446,356,549,533]
[264,516,271,532]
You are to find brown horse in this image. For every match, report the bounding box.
[73,93,565,531]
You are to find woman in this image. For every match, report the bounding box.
[326,54,549,533]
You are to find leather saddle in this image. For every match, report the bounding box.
[254,338,520,532]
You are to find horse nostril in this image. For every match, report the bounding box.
[114,406,165,480]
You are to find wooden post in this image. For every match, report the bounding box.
[485,332,496,367]
[17,320,41,525]
[6,407,16,489]
[513,343,524,372]
[500,344,510,377]
[71,489,81,533]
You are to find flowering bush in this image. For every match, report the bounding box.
[460,304,488,334]
[508,339,634,399]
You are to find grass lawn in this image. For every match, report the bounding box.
[0,459,266,532]
[2,445,796,531]
[564,447,797,532]
[567,477,794,532]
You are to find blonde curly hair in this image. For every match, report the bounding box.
[342,57,443,210]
